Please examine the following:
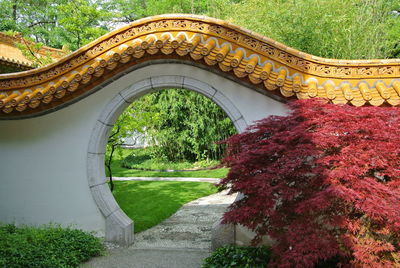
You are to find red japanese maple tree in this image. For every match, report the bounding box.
[220,99,400,267]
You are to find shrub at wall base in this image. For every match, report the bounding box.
[219,99,400,267]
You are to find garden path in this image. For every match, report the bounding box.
[81,178,236,268]
[112,176,220,183]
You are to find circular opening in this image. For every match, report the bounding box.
[87,75,247,245]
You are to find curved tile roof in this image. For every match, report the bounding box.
[0,14,400,118]
[0,33,33,69]
[0,32,67,72]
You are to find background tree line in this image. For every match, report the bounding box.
[1,0,398,58]
[129,89,236,162]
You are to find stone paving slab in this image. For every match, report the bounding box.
[163,204,229,223]
[81,248,210,268]
[132,190,236,250]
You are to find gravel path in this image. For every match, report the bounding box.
[81,182,236,268]
[112,176,221,183]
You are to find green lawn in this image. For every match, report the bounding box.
[107,148,229,178]
[111,181,218,233]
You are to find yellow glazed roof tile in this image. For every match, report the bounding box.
[0,33,33,68]
[0,32,67,71]
[0,14,399,118]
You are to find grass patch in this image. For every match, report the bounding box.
[111,180,218,233]
[0,224,104,268]
[108,148,228,178]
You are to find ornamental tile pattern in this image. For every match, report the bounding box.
[0,14,400,117]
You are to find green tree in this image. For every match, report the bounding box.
[56,0,110,50]
[1,0,398,59]
[0,0,110,50]
[103,0,214,23]
[130,89,237,163]
[387,8,400,58]
[217,0,399,59]
[105,98,160,191]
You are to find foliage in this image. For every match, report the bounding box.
[203,245,271,268]
[0,0,110,51]
[1,0,398,59]
[131,89,236,162]
[0,224,104,268]
[103,0,214,23]
[106,147,228,178]
[219,99,400,267]
[221,0,400,59]
[105,99,160,190]
[56,0,109,49]
[121,148,219,170]
[108,149,228,178]
[111,180,217,232]
[0,0,228,51]
[387,8,400,58]
[15,40,54,67]
[0,64,23,74]
[107,89,235,181]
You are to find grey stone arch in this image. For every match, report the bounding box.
[87,75,248,246]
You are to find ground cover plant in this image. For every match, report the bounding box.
[219,99,400,267]
[203,245,341,268]
[203,245,272,268]
[111,180,217,232]
[107,148,228,178]
[0,224,104,268]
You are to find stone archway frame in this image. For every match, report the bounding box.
[87,75,248,246]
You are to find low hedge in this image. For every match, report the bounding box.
[0,224,104,268]
[203,245,340,268]
[203,245,271,268]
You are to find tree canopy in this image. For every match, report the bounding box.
[220,99,400,267]
[218,0,400,59]
[134,89,236,162]
[1,0,399,59]
[0,0,109,51]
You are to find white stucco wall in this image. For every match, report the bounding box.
[0,62,288,242]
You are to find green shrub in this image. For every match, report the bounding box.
[203,245,271,268]
[0,224,104,268]
[121,148,220,170]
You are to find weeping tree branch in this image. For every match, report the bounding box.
[20,37,43,65]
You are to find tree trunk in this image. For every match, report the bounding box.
[12,0,17,21]
[106,143,116,192]
[106,125,121,192]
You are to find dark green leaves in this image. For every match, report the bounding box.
[0,224,104,268]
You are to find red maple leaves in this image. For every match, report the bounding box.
[219,99,400,267]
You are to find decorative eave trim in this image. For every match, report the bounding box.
[0,56,33,68]
[0,14,400,117]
